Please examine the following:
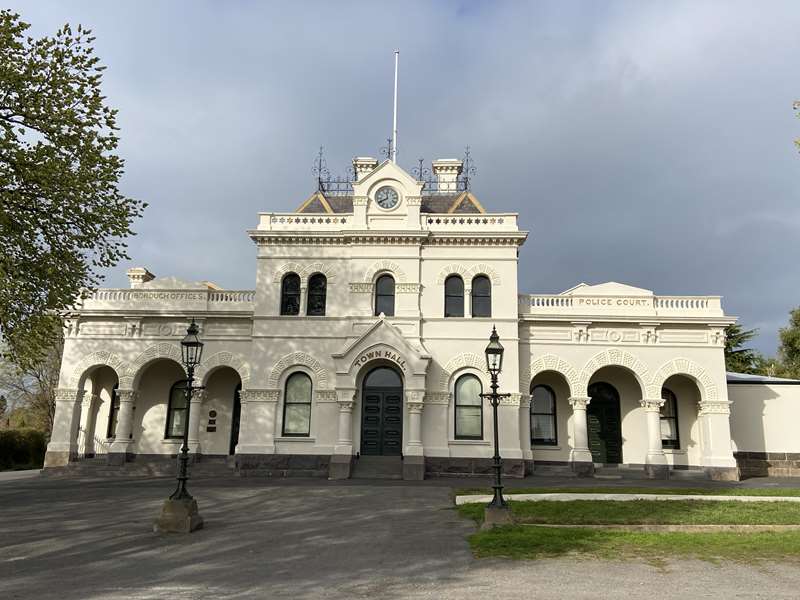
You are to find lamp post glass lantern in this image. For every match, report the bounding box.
[171,319,204,501]
[483,325,510,510]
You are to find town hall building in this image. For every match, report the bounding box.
[43,155,800,481]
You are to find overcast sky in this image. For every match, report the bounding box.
[9,1,800,354]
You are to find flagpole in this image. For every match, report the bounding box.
[392,50,399,163]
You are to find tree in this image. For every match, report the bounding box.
[724,323,767,374]
[0,11,145,363]
[0,321,62,434]
[777,307,800,379]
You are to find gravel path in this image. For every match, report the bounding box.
[1,476,799,599]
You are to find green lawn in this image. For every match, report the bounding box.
[459,498,800,562]
[458,499,800,525]
[456,486,800,497]
[468,525,800,562]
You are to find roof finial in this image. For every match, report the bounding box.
[312,145,330,192]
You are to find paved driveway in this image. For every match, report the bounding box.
[2,476,800,599]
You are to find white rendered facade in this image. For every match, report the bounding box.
[45,157,746,480]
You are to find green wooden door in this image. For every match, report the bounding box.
[587,382,622,464]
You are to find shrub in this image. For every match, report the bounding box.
[0,429,47,470]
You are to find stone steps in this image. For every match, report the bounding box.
[351,455,403,480]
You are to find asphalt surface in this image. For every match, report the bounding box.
[2,474,800,599]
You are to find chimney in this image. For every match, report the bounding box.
[432,159,463,193]
[352,157,378,181]
[127,267,155,288]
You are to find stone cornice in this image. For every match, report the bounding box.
[250,230,526,247]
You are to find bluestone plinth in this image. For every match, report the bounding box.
[153,498,204,533]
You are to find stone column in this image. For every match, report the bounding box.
[519,394,533,470]
[108,389,137,466]
[698,399,739,481]
[568,396,594,476]
[235,389,278,455]
[464,286,472,318]
[640,398,668,479]
[187,389,206,455]
[44,388,84,468]
[403,391,425,480]
[330,388,356,480]
[78,393,100,458]
[299,285,307,316]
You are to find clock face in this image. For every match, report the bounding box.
[375,186,399,209]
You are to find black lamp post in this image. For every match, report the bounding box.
[171,319,204,500]
[154,319,205,533]
[482,325,511,512]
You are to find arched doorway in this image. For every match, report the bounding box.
[230,383,242,455]
[587,382,622,464]
[360,366,403,456]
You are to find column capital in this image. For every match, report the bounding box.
[405,390,425,405]
[519,394,532,408]
[639,398,665,412]
[190,388,207,404]
[568,396,591,409]
[116,389,138,403]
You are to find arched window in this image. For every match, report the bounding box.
[307,273,327,316]
[280,273,301,316]
[374,274,395,316]
[471,275,491,317]
[165,380,189,439]
[106,383,120,439]
[283,372,312,436]
[531,384,557,445]
[455,374,483,440]
[660,388,679,449]
[444,275,464,317]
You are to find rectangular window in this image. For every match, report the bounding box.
[166,382,188,439]
[283,373,312,436]
[455,375,483,439]
[660,390,680,449]
[531,385,557,445]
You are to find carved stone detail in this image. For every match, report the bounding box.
[568,396,591,409]
[54,388,82,403]
[267,351,331,389]
[639,398,665,412]
[240,389,279,403]
[395,283,422,294]
[69,351,130,389]
[521,353,580,398]
[195,351,251,387]
[438,353,487,390]
[363,260,408,283]
[349,282,373,294]
[435,263,502,286]
[576,349,651,398]
[315,390,338,403]
[698,400,732,415]
[649,357,718,402]
[120,343,184,388]
[273,262,339,283]
[425,392,451,405]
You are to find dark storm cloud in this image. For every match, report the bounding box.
[7,1,800,354]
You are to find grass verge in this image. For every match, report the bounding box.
[458,499,800,525]
[468,525,800,562]
[456,486,800,497]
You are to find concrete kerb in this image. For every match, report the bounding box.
[455,492,800,505]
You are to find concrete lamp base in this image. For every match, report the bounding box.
[481,506,514,530]
[153,498,204,533]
